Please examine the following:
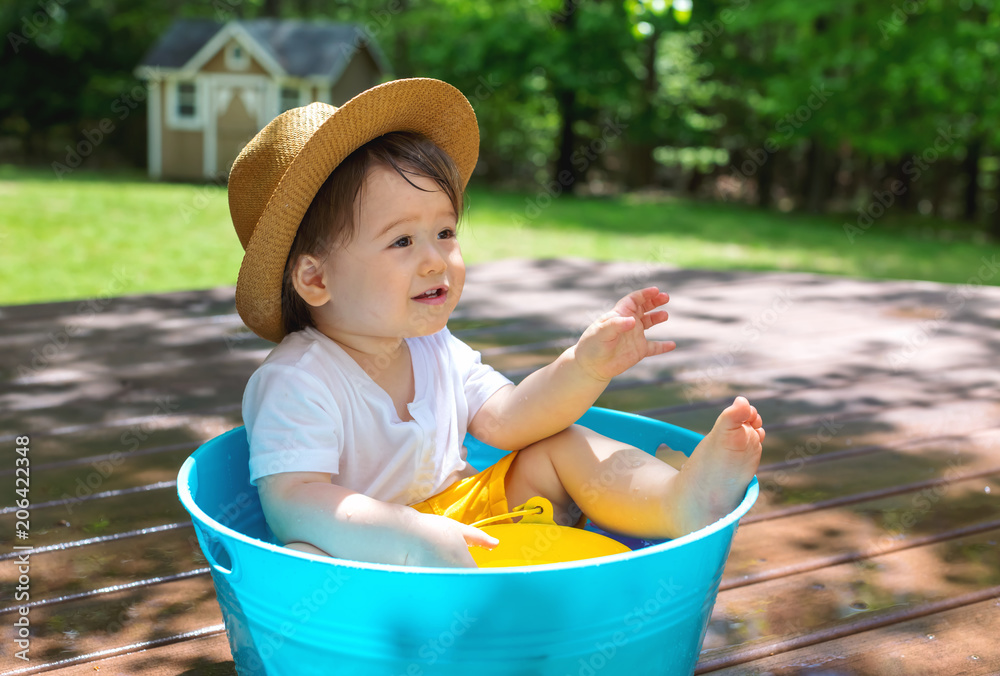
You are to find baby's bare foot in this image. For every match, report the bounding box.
[671,396,763,535]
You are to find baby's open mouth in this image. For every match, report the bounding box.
[412,287,447,300]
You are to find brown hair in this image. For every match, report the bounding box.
[280,131,466,336]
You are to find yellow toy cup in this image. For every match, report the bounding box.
[469,497,631,567]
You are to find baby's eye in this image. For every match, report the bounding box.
[438,228,456,240]
[391,236,412,248]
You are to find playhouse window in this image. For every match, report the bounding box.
[226,42,250,71]
[177,82,197,118]
[280,86,300,112]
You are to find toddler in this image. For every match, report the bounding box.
[229,78,763,568]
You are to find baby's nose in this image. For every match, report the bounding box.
[420,243,448,273]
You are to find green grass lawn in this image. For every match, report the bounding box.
[1,165,997,306]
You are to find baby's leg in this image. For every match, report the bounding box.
[505,425,685,537]
[504,396,763,539]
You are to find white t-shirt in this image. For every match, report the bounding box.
[242,326,513,505]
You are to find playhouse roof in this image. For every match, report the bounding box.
[139,18,390,79]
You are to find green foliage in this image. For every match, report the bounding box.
[695,0,1000,156]
[375,0,639,186]
[1,0,997,225]
[1,0,176,126]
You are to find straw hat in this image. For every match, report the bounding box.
[228,78,480,343]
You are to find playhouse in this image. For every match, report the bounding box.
[135,19,388,180]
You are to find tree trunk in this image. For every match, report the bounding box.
[803,139,828,213]
[554,88,582,194]
[687,168,705,196]
[801,18,830,213]
[963,138,981,221]
[893,156,914,212]
[624,26,661,190]
[551,0,582,195]
[757,148,775,208]
[261,0,281,18]
[930,162,952,218]
[624,143,657,189]
[393,0,410,78]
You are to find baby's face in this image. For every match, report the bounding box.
[311,164,465,342]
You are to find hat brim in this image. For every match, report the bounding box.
[235,78,479,343]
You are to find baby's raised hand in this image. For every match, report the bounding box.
[404,512,498,568]
[574,287,676,382]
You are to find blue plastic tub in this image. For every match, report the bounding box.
[177,406,758,676]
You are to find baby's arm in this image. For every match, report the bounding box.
[470,287,675,450]
[257,471,497,567]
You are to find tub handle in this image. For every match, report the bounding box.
[196,523,240,580]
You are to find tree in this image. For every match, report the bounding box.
[692,0,1000,221]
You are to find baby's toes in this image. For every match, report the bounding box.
[721,396,753,427]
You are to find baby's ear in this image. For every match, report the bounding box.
[290,254,330,307]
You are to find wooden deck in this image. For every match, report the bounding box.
[2,257,999,675]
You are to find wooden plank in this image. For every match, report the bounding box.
[0,367,248,438]
[0,314,540,387]
[705,526,1000,653]
[699,589,1000,675]
[41,632,234,675]
[0,412,243,480]
[0,526,206,600]
[749,426,1000,515]
[652,394,1000,477]
[723,439,1000,583]
[0,577,224,672]
[0,481,190,552]
[457,259,1000,331]
[1,449,204,548]
[0,287,239,332]
[698,434,1000,659]
[696,426,1000,661]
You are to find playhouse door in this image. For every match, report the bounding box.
[215,84,265,177]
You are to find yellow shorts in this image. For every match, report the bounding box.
[410,451,519,526]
